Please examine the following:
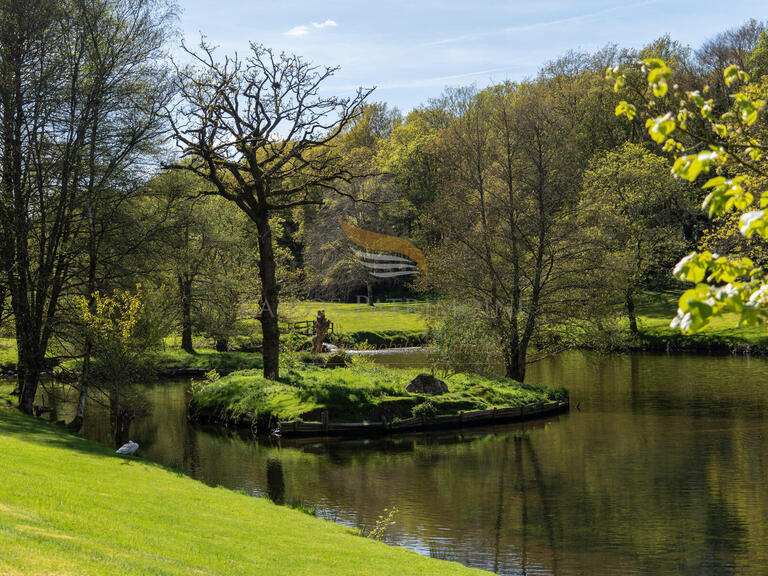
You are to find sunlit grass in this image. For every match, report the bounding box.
[150,347,263,373]
[636,291,768,347]
[283,300,429,347]
[0,337,16,370]
[0,403,488,576]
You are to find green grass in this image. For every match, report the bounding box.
[283,300,430,347]
[0,336,17,371]
[634,291,768,350]
[150,347,263,374]
[0,399,487,576]
[191,362,566,426]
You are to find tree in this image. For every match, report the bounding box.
[75,286,162,446]
[305,102,416,303]
[0,0,173,414]
[427,80,603,381]
[609,41,768,332]
[749,31,768,80]
[697,19,766,109]
[144,170,260,353]
[168,41,372,379]
[580,143,692,333]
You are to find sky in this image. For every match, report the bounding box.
[178,0,768,113]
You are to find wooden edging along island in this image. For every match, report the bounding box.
[277,399,570,438]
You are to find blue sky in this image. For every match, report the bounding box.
[178,0,768,112]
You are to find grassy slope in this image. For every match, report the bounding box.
[191,363,566,425]
[0,401,486,576]
[635,291,768,349]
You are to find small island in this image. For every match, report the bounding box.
[189,361,568,437]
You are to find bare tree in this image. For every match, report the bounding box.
[167,41,372,378]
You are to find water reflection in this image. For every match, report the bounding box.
[38,351,768,575]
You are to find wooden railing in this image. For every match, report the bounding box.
[293,320,335,336]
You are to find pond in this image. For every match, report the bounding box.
[40,351,768,575]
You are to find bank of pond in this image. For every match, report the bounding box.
[0,402,485,576]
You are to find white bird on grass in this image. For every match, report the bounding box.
[116,440,139,455]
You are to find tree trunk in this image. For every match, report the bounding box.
[70,336,91,432]
[16,314,44,415]
[366,281,374,306]
[504,352,526,383]
[254,205,280,380]
[179,275,194,353]
[18,358,41,415]
[503,339,527,382]
[215,337,228,352]
[72,188,98,432]
[626,290,638,335]
[110,388,131,448]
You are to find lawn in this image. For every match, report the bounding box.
[190,361,566,427]
[0,398,487,576]
[634,290,768,349]
[150,346,263,374]
[0,336,16,371]
[283,300,430,347]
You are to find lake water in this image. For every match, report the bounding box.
[42,351,768,575]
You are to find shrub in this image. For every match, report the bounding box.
[412,400,438,419]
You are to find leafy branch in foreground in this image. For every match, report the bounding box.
[608,58,768,332]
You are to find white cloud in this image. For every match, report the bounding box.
[312,19,337,30]
[285,19,337,36]
[286,25,310,36]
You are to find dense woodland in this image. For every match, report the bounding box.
[2,0,768,416]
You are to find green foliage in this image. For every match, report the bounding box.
[75,286,161,385]
[427,308,500,377]
[749,31,768,79]
[579,142,694,326]
[630,290,768,350]
[610,55,768,332]
[367,506,399,541]
[412,400,438,419]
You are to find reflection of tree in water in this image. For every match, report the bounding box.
[266,458,285,505]
[697,491,747,576]
[514,436,528,576]
[106,383,148,448]
[524,435,560,575]
[183,415,201,477]
[493,437,511,574]
[491,434,561,576]
[37,382,60,422]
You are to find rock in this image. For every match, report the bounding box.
[405,373,448,395]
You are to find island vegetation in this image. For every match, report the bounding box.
[189,363,566,429]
